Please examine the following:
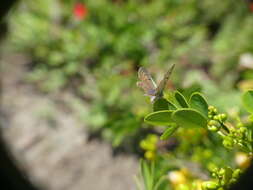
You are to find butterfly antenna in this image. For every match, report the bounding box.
[163,63,175,80]
[168,64,175,75]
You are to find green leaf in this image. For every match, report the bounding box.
[189,92,209,117]
[154,176,168,190]
[140,160,153,190]
[144,110,174,126]
[153,98,168,111]
[172,108,207,128]
[175,91,189,108]
[160,124,179,140]
[164,92,180,109]
[242,90,253,113]
[167,100,177,110]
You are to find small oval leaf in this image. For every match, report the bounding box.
[153,98,168,111]
[189,92,208,117]
[242,90,253,113]
[172,108,207,128]
[175,91,189,108]
[160,124,179,140]
[144,110,174,126]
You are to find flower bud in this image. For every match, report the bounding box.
[208,163,218,172]
[239,127,246,133]
[144,150,156,160]
[140,140,149,150]
[202,181,219,190]
[219,114,227,122]
[232,169,242,179]
[148,134,158,143]
[208,106,215,111]
[218,168,225,176]
[223,137,234,149]
[177,184,190,190]
[208,125,219,132]
[208,120,220,127]
[212,167,218,173]
[213,115,219,121]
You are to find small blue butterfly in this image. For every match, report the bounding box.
[137,64,175,102]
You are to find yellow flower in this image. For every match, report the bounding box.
[192,180,203,190]
[235,152,251,169]
[168,170,187,186]
[144,150,156,161]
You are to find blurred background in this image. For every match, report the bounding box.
[0,0,253,190]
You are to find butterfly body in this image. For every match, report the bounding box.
[137,64,175,102]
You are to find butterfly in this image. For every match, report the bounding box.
[137,64,175,102]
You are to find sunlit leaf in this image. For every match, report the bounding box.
[172,108,207,128]
[167,100,177,110]
[175,91,189,108]
[189,92,208,117]
[144,110,174,126]
[153,98,168,111]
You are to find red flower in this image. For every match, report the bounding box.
[250,3,253,12]
[73,3,88,20]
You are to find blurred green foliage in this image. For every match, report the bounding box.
[7,0,253,145]
[5,0,253,189]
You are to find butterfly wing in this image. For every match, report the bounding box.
[155,64,175,97]
[137,67,157,96]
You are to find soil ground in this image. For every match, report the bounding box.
[0,54,138,190]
